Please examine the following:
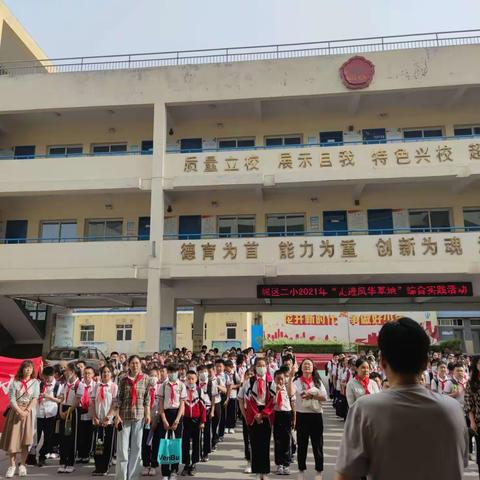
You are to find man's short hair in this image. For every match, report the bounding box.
[378,317,430,375]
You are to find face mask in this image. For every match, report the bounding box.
[256,366,267,376]
[199,372,208,382]
[168,373,178,382]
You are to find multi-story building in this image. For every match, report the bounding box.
[1,1,480,354]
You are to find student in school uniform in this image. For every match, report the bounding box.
[273,367,296,476]
[238,357,275,480]
[197,365,217,462]
[238,368,254,474]
[142,367,160,476]
[36,366,61,467]
[288,359,327,480]
[158,364,186,480]
[57,362,84,474]
[212,359,229,447]
[346,359,380,408]
[224,360,240,434]
[92,365,118,476]
[77,366,97,463]
[0,360,40,479]
[431,361,450,393]
[181,370,207,476]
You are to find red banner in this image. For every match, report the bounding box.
[0,356,43,432]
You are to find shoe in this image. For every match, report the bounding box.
[244,462,252,474]
[283,466,291,475]
[83,458,90,463]
[148,467,156,476]
[314,473,322,480]
[297,472,305,480]
[142,468,150,476]
[92,472,99,477]
[58,466,67,473]
[162,477,169,480]
[218,436,224,442]
[211,445,217,452]
[5,466,16,478]
[180,467,189,476]
[170,472,178,479]
[276,465,284,475]
[51,453,60,460]
[65,466,75,474]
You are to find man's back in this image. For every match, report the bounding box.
[336,384,468,480]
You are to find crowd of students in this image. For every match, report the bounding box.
[1,341,479,480]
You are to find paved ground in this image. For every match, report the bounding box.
[1,402,479,479]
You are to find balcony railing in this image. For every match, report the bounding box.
[0,150,153,161]
[1,29,480,75]
[0,235,148,244]
[167,134,480,154]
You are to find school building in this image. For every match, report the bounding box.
[0,0,480,355]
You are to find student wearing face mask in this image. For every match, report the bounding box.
[196,365,217,462]
[158,364,186,480]
[238,358,275,480]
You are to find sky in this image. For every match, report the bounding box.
[4,0,480,59]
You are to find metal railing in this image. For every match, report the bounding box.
[0,149,152,161]
[164,227,479,240]
[1,29,480,75]
[0,235,149,244]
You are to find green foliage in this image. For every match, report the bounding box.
[264,340,344,354]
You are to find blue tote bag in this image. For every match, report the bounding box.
[158,431,182,465]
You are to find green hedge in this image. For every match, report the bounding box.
[264,341,344,354]
[430,339,463,353]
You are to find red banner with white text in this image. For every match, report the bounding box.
[0,356,43,432]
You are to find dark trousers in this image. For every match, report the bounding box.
[182,417,201,467]
[37,416,56,460]
[242,416,251,461]
[157,409,183,477]
[296,412,324,472]
[142,426,160,468]
[211,402,221,446]
[201,413,212,458]
[77,418,94,459]
[466,416,474,454]
[274,411,292,467]
[59,406,78,467]
[218,395,227,438]
[93,425,115,474]
[248,417,271,474]
[225,398,237,429]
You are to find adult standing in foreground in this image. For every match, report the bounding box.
[335,317,469,480]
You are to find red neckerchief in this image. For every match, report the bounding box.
[356,375,370,395]
[126,374,144,407]
[39,382,52,402]
[149,386,156,409]
[65,378,79,402]
[99,383,109,401]
[168,381,177,404]
[300,376,314,391]
[20,379,31,394]
[438,376,448,392]
[256,376,264,398]
[276,387,283,409]
[81,382,92,410]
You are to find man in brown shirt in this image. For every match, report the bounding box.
[335,317,468,480]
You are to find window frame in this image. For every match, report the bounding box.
[264,134,303,147]
[408,208,452,233]
[463,207,480,232]
[91,143,128,155]
[226,322,237,340]
[85,218,124,241]
[116,323,133,342]
[217,215,256,238]
[47,145,84,157]
[319,130,344,146]
[454,125,480,137]
[80,324,95,342]
[217,137,256,149]
[39,220,77,243]
[402,127,444,140]
[266,213,306,237]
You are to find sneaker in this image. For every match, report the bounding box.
[148,467,156,476]
[180,467,189,476]
[65,466,75,474]
[162,477,169,480]
[170,472,178,479]
[314,473,322,480]
[5,467,16,478]
[276,466,284,475]
[58,466,67,473]
[244,463,252,474]
[283,466,291,475]
[297,472,305,480]
[230,428,235,434]
[142,468,150,476]
[50,453,60,460]
[201,455,209,462]
[218,436,224,442]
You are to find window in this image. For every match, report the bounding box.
[362,129,386,144]
[265,135,302,147]
[320,131,343,145]
[40,221,77,243]
[218,215,255,238]
[464,208,480,231]
[80,325,95,342]
[180,138,202,153]
[438,318,464,326]
[116,324,133,341]
[218,138,255,149]
[403,128,443,140]
[20,300,47,322]
[226,322,237,340]
[14,145,35,159]
[48,145,83,156]
[86,219,123,241]
[471,319,480,326]
[92,143,127,155]
[141,140,153,154]
[454,125,480,137]
[267,214,305,236]
[408,209,451,232]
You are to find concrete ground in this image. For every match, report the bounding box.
[1,402,479,479]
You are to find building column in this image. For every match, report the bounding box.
[160,283,176,351]
[192,306,205,353]
[145,102,167,352]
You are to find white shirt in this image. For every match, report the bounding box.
[237,375,274,406]
[431,375,450,393]
[80,380,97,421]
[443,379,467,406]
[346,377,380,407]
[93,381,118,425]
[58,379,84,407]
[159,379,187,409]
[274,384,295,412]
[37,379,58,418]
[213,374,227,404]
[293,377,328,414]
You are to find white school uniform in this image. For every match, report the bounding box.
[80,379,97,420]
[443,378,467,406]
[345,377,380,407]
[159,379,187,409]
[38,379,59,418]
[430,375,450,393]
[58,379,84,406]
[93,381,118,424]
[293,377,328,414]
[273,384,295,412]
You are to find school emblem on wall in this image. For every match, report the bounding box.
[339,55,375,90]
